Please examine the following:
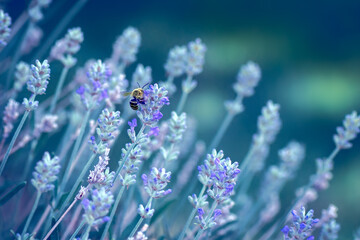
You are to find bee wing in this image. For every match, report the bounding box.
[122,92,132,97]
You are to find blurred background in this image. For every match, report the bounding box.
[3,0,360,238]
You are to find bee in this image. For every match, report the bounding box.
[122,83,149,110]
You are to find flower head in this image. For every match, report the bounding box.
[31,152,60,193]
[165,45,187,78]
[2,99,20,139]
[185,38,206,76]
[141,167,172,199]
[82,187,114,228]
[333,111,360,149]
[112,27,141,65]
[14,62,31,92]
[27,59,50,95]
[131,64,152,89]
[0,10,11,47]
[137,84,170,126]
[282,206,319,240]
[50,27,84,67]
[33,114,58,138]
[119,144,143,187]
[233,61,261,97]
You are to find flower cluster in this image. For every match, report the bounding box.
[165,45,187,78]
[248,100,282,172]
[82,187,114,228]
[33,114,58,138]
[89,109,121,155]
[261,141,305,194]
[21,25,43,55]
[195,207,222,230]
[76,60,111,110]
[2,99,20,139]
[26,59,51,96]
[31,152,60,193]
[333,111,360,149]
[0,10,11,47]
[167,111,187,144]
[318,205,340,240]
[137,84,170,126]
[28,0,52,22]
[160,112,187,163]
[112,27,141,66]
[141,167,172,199]
[206,156,241,204]
[119,144,143,187]
[88,150,115,189]
[50,27,84,68]
[282,206,319,240]
[197,149,227,188]
[185,38,207,76]
[14,62,31,92]
[310,158,333,190]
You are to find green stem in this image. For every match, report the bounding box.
[81,224,92,240]
[60,109,91,193]
[22,191,41,236]
[0,107,31,176]
[113,124,146,184]
[58,153,96,214]
[50,67,69,113]
[208,112,234,153]
[178,185,207,240]
[70,219,85,240]
[100,186,126,240]
[128,198,153,238]
[176,75,192,114]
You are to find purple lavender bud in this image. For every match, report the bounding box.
[213,209,222,218]
[14,62,31,92]
[33,114,58,138]
[21,25,43,55]
[141,167,172,199]
[2,99,20,139]
[333,111,360,149]
[31,152,60,193]
[112,27,141,65]
[165,45,187,78]
[185,38,206,76]
[27,59,50,95]
[82,187,114,228]
[128,118,137,129]
[282,206,319,240]
[148,127,159,137]
[50,27,83,67]
[233,61,261,97]
[0,10,11,47]
[137,84,170,126]
[96,108,121,143]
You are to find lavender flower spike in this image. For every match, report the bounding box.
[2,99,20,139]
[31,152,61,193]
[185,38,207,76]
[14,62,31,93]
[82,188,114,229]
[142,167,172,199]
[137,83,170,126]
[112,27,141,67]
[0,10,11,47]
[26,59,51,96]
[281,206,319,240]
[50,27,84,68]
[333,111,360,149]
[165,45,187,78]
